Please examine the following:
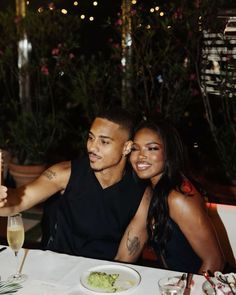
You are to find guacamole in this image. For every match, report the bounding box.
[87,271,119,292]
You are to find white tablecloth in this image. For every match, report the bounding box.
[0,246,206,295]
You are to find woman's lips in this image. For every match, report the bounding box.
[136,162,151,170]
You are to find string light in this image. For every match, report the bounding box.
[48,3,55,10]
[61,9,68,14]
[38,7,43,13]
[32,1,163,22]
[29,1,165,23]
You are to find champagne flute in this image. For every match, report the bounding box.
[7,213,27,282]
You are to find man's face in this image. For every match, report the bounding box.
[87,118,130,172]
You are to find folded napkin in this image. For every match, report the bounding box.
[214,272,236,295]
[17,280,70,295]
[0,280,22,294]
[214,282,235,295]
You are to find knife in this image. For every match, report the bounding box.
[184,273,193,295]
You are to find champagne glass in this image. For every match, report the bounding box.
[7,213,27,282]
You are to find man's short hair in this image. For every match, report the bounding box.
[96,107,135,139]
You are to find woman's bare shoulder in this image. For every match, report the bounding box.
[168,187,205,220]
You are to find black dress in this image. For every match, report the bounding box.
[152,218,202,273]
[46,156,146,259]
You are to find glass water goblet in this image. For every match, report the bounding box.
[158,276,186,295]
[7,213,27,282]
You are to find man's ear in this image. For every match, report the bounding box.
[123,140,133,156]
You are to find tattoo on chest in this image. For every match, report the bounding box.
[126,230,140,256]
[43,169,56,180]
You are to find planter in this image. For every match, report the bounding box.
[8,162,47,187]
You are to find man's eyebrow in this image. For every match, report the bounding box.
[99,135,114,140]
[88,131,114,141]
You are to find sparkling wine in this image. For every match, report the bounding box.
[7,226,24,252]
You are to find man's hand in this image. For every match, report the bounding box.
[0,185,7,207]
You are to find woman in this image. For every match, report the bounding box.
[128,118,224,274]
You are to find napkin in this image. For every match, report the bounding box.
[213,272,236,295]
[17,280,70,295]
[0,280,22,294]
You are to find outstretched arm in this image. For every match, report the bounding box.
[115,186,152,263]
[0,161,70,216]
[169,189,225,274]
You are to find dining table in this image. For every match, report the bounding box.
[0,245,207,295]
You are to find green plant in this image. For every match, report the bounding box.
[7,109,62,165]
[109,1,205,123]
[197,11,236,180]
[109,0,236,181]
[0,9,82,164]
[70,54,121,123]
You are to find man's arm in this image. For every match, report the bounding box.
[0,161,71,216]
[114,186,152,263]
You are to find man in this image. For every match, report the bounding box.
[0,108,149,262]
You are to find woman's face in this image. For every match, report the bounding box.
[130,127,165,186]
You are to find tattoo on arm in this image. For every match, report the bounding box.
[43,169,56,180]
[126,230,140,256]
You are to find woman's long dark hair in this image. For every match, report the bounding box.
[134,118,191,256]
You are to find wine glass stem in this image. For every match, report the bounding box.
[13,251,21,278]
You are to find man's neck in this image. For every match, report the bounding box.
[95,161,127,189]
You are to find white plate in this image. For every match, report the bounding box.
[80,264,141,294]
